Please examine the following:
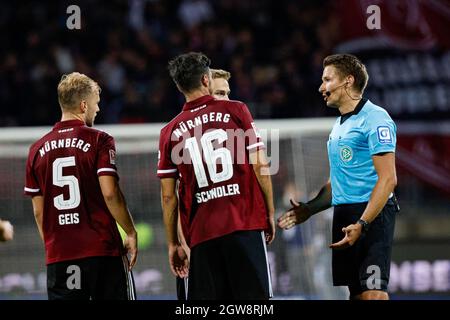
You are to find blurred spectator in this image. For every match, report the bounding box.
[178,0,214,29]
[0,0,337,127]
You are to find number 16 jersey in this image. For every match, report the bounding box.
[157,95,269,248]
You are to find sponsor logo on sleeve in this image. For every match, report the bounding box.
[377,126,392,144]
[109,149,116,165]
[251,122,261,138]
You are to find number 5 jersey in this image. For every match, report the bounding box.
[24,119,123,264]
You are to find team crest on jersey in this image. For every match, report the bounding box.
[340,146,353,162]
[109,149,116,165]
[377,126,392,144]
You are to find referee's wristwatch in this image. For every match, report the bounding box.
[357,219,370,234]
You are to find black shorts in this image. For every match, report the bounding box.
[332,199,397,295]
[176,276,188,300]
[188,230,272,300]
[47,256,136,300]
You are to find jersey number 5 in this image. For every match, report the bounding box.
[53,156,81,210]
[185,129,233,188]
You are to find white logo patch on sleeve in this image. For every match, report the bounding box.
[251,122,261,138]
[377,126,392,144]
[109,149,116,165]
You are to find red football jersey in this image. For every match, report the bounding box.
[157,95,269,248]
[24,120,123,264]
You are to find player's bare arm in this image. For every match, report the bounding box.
[99,175,138,269]
[330,153,396,249]
[278,180,332,230]
[160,177,188,278]
[31,196,44,242]
[249,149,275,244]
[177,213,190,261]
[176,215,190,276]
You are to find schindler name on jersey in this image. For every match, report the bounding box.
[195,183,240,203]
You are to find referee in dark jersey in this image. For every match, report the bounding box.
[278,54,399,300]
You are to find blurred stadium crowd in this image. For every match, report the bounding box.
[0,0,341,127]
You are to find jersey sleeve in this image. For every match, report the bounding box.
[157,127,178,179]
[24,148,42,196]
[365,110,397,155]
[96,132,119,179]
[237,102,265,153]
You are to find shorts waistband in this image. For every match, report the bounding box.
[334,195,399,210]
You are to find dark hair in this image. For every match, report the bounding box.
[323,54,369,93]
[168,52,211,93]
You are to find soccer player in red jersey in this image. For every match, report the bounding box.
[210,68,231,100]
[175,67,233,300]
[24,72,137,300]
[159,52,275,299]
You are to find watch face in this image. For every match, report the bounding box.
[358,219,369,232]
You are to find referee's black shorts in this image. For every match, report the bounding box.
[332,198,397,296]
[187,230,272,300]
[47,256,136,300]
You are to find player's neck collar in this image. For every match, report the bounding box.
[54,119,85,129]
[183,95,215,111]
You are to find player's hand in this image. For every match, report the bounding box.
[329,223,362,249]
[265,216,276,244]
[0,220,14,242]
[168,244,189,278]
[124,230,138,270]
[277,199,312,230]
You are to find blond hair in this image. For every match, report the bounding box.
[211,69,231,81]
[57,72,101,110]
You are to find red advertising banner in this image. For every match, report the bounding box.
[336,0,450,50]
[397,123,450,195]
[331,1,450,120]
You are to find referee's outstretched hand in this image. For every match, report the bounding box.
[277,199,312,230]
[329,223,362,249]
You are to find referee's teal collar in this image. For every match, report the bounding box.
[340,98,368,124]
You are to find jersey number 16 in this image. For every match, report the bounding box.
[184,129,233,188]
